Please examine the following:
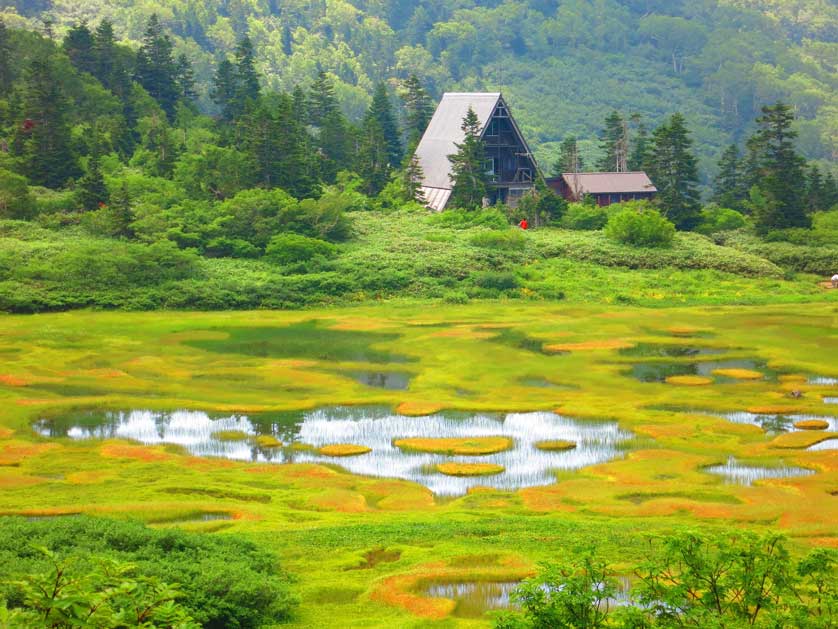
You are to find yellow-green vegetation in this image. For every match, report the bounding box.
[255,435,282,448]
[665,375,714,386]
[0,302,837,627]
[394,437,513,456]
[712,368,765,379]
[436,463,505,477]
[535,440,577,451]
[210,430,249,441]
[318,444,372,457]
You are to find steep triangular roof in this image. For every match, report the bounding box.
[414,92,501,191]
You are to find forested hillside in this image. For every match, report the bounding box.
[1,0,836,175]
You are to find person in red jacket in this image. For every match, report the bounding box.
[518,218,528,230]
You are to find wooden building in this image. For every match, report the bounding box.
[545,172,657,206]
[414,93,538,211]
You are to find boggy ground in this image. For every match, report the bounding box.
[0,301,837,627]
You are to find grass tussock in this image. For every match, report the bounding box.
[435,463,505,477]
[393,437,512,456]
[665,375,714,386]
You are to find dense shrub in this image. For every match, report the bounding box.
[0,516,298,628]
[719,231,838,275]
[469,229,527,250]
[696,205,747,234]
[265,233,337,265]
[471,270,520,290]
[561,203,608,230]
[0,169,35,220]
[605,207,675,247]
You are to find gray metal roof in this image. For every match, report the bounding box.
[560,172,657,195]
[419,186,452,212]
[414,92,502,191]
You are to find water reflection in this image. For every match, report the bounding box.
[34,407,632,495]
[807,438,838,451]
[809,376,838,385]
[705,457,815,485]
[618,344,725,358]
[708,412,838,433]
[627,359,770,383]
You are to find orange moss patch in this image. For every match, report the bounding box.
[0,443,59,466]
[430,328,494,339]
[794,419,830,430]
[0,427,13,439]
[100,443,171,462]
[436,462,504,476]
[255,435,283,448]
[182,456,236,470]
[665,375,713,386]
[665,326,708,337]
[15,399,55,406]
[747,405,799,414]
[377,488,435,510]
[712,368,764,380]
[535,440,576,451]
[318,444,372,457]
[329,318,393,331]
[66,470,113,484]
[397,401,444,416]
[309,489,368,512]
[779,374,807,384]
[543,339,634,352]
[0,374,30,387]
[394,436,512,456]
[0,471,46,488]
[768,432,836,449]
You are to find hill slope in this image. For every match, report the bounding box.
[2,0,836,175]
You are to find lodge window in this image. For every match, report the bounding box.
[484,158,496,175]
[486,119,499,137]
[519,168,532,182]
[495,105,509,118]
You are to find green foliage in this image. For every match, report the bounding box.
[561,203,608,230]
[605,206,675,248]
[471,270,520,290]
[718,231,838,276]
[4,547,199,628]
[469,229,527,251]
[496,533,837,629]
[429,208,509,230]
[0,516,297,628]
[0,169,34,219]
[696,205,747,235]
[448,107,489,211]
[265,233,336,266]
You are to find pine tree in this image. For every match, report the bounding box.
[19,57,80,188]
[0,19,11,96]
[135,14,180,118]
[747,102,809,233]
[553,136,583,175]
[628,122,649,172]
[448,107,489,210]
[175,53,197,102]
[403,153,425,203]
[645,113,701,229]
[823,170,838,210]
[805,165,825,213]
[92,20,118,90]
[401,74,433,148]
[597,111,627,172]
[77,155,109,211]
[211,59,238,121]
[109,181,134,238]
[368,82,402,168]
[63,22,96,76]
[308,71,338,126]
[234,36,260,104]
[357,116,390,196]
[712,144,745,209]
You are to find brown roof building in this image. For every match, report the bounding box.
[546,172,657,206]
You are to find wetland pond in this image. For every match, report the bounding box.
[34,407,632,495]
[705,457,815,486]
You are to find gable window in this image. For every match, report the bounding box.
[486,119,499,137]
[495,104,509,118]
[484,158,496,175]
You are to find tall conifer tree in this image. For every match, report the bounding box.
[63,22,96,76]
[0,19,11,96]
[448,107,488,210]
[712,144,745,209]
[135,14,179,118]
[77,155,109,211]
[401,74,433,149]
[597,111,627,172]
[645,113,701,229]
[746,102,809,233]
[553,136,583,175]
[368,82,402,167]
[19,57,79,188]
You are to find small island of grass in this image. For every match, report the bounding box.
[436,463,505,477]
[393,437,513,456]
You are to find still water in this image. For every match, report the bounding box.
[705,457,815,485]
[34,407,632,495]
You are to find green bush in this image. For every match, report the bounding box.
[264,233,337,265]
[0,169,35,220]
[696,205,747,234]
[561,203,608,230]
[443,290,470,304]
[471,271,520,290]
[0,516,297,628]
[719,231,838,275]
[604,207,675,247]
[469,229,527,250]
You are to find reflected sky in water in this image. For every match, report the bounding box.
[34,407,632,495]
[807,438,838,451]
[705,457,815,486]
